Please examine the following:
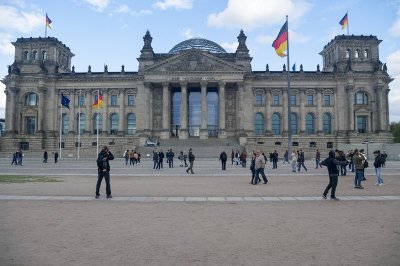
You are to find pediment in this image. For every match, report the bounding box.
[354,106,371,113]
[143,49,246,73]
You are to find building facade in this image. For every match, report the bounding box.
[0,31,394,155]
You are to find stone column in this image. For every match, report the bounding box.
[179,82,188,139]
[200,81,208,139]
[299,91,306,135]
[87,91,93,134]
[347,86,354,132]
[68,90,75,134]
[218,81,226,138]
[317,91,323,134]
[265,90,271,135]
[102,90,108,135]
[161,82,170,139]
[236,82,245,134]
[118,89,125,135]
[7,87,17,133]
[384,87,390,131]
[282,89,288,135]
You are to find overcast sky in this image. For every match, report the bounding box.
[0,0,399,122]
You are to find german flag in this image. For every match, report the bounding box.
[92,92,104,108]
[46,13,52,29]
[272,21,288,58]
[339,13,348,30]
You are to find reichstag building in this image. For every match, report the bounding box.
[1,30,393,155]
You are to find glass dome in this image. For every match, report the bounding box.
[169,38,227,54]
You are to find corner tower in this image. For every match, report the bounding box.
[320,35,382,72]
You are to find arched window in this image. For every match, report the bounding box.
[42,51,47,60]
[254,113,264,135]
[364,49,368,58]
[290,113,298,134]
[345,49,350,59]
[25,92,38,106]
[33,51,38,60]
[323,113,332,134]
[76,113,86,134]
[93,113,102,134]
[23,51,29,60]
[110,114,119,135]
[62,113,69,135]
[354,91,368,105]
[354,49,359,59]
[306,113,315,134]
[127,113,136,135]
[272,113,281,135]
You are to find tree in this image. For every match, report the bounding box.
[390,122,400,143]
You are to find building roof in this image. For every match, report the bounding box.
[169,38,227,54]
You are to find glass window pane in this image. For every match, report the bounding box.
[272,113,281,135]
[111,95,118,106]
[110,114,119,134]
[306,113,314,134]
[323,113,331,134]
[62,114,69,134]
[290,113,297,134]
[128,95,135,106]
[127,114,136,135]
[254,113,264,135]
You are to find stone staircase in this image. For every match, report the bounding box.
[136,137,243,159]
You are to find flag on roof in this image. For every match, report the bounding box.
[339,13,348,30]
[46,13,52,29]
[272,21,288,57]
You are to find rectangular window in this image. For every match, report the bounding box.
[26,117,36,134]
[111,95,118,106]
[272,95,280,105]
[255,94,263,106]
[357,116,367,133]
[324,95,331,106]
[78,95,85,107]
[290,95,297,106]
[307,95,313,106]
[128,95,135,106]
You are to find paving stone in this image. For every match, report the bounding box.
[243,197,263,201]
[261,197,281,201]
[278,197,297,201]
[185,197,207,201]
[207,197,226,201]
[225,197,244,201]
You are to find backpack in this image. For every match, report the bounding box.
[363,160,369,169]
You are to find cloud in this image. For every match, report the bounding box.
[153,0,193,10]
[220,42,237,52]
[389,9,400,37]
[83,0,109,12]
[181,28,194,39]
[0,33,14,55]
[386,50,400,122]
[111,4,152,16]
[0,5,43,33]
[114,4,130,14]
[207,0,311,29]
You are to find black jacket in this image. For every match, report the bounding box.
[97,150,114,171]
[321,151,347,177]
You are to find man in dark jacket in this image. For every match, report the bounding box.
[186,148,195,174]
[321,150,348,201]
[219,150,227,170]
[297,150,307,172]
[95,146,115,199]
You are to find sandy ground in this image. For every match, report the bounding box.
[0,159,399,265]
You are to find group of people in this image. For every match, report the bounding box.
[321,148,387,201]
[151,149,190,170]
[230,150,247,167]
[11,150,24,166]
[123,150,141,165]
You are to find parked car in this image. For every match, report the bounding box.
[145,139,159,147]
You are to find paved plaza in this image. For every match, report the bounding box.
[1,157,400,266]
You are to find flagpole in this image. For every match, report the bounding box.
[347,11,349,36]
[96,89,99,156]
[78,90,81,159]
[286,15,292,158]
[45,13,47,38]
[59,96,62,159]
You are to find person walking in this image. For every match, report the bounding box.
[186,148,195,174]
[373,150,384,185]
[123,150,129,165]
[43,151,48,163]
[249,152,260,184]
[254,150,268,185]
[338,150,347,176]
[219,150,227,170]
[95,146,114,199]
[158,149,164,169]
[167,149,174,168]
[153,150,159,170]
[231,149,235,165]
[16,149,23,166]
[179,151,184,167]
[315,150,322,169]
[352,149,365,189]
[54,151,58,163]
[283,150,289,164]
[11,152,17,165]
[297,150,307,172]
[321,150,348,201]
[272,150,278,169]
